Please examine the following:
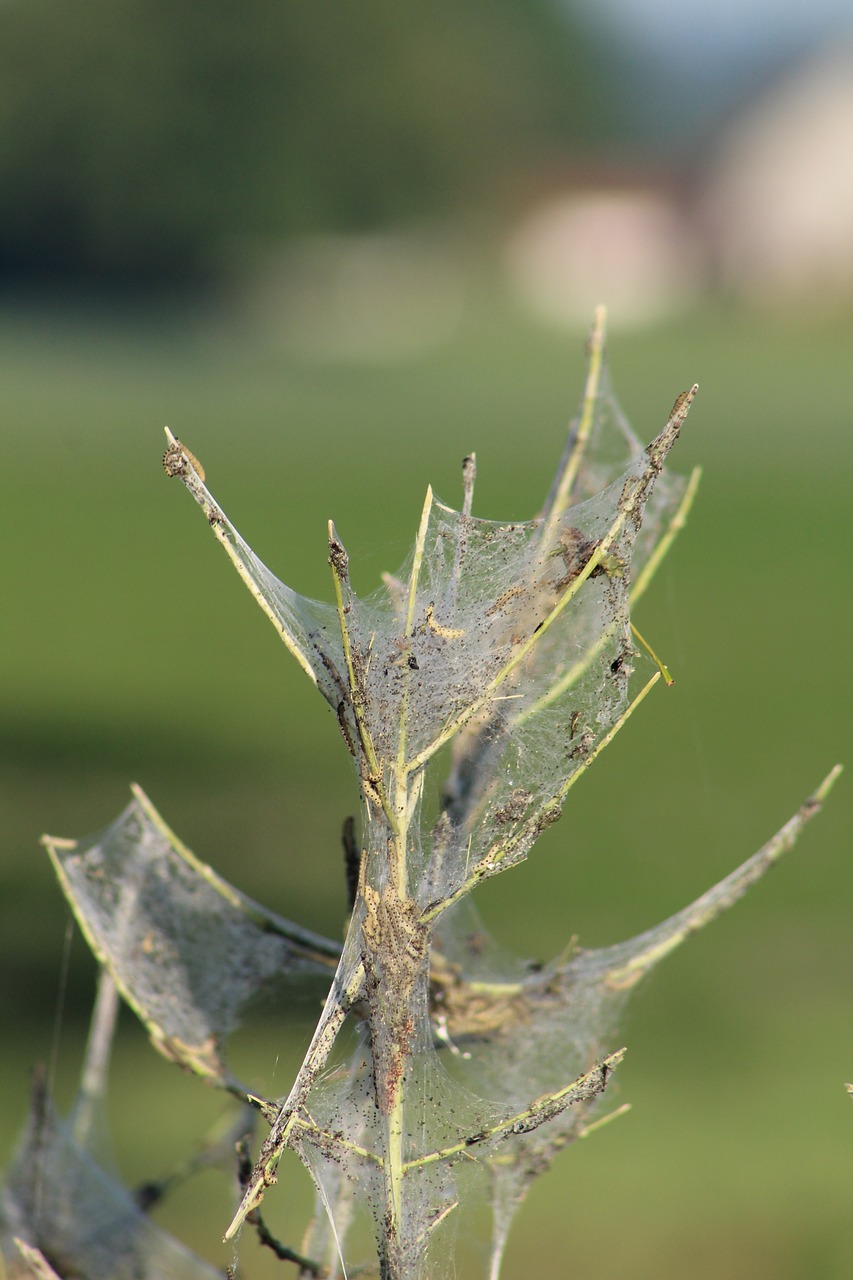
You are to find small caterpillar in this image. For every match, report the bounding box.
[163,436,206,481]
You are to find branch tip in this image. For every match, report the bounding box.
[812,763,843,806]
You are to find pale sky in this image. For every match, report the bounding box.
[571,0,853,143]
[577,0,852,62]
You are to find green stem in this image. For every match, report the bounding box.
[510,456,700,729]
[603,763,844,990]
[406,1048,624,1171]
[538,305,607,546]
[163,428,321,687]
[329,521,397,833]
[224,958,365,1239]
[405,405,684,778]
[630,464,701,607]
[422,673,660,925]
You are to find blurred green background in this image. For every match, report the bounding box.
[2,2,852,1277]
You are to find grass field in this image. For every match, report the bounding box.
[2,289,851,1277]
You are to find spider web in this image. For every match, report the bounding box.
[28,326,838,1279]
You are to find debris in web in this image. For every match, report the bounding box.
[22,309,838,1280]
[0,972,231,1280]
[163,429,348,708]
[42,785,340,1090]
[1,1084,226,1280]
[429,764,842,1276]
[181,311,701,1275]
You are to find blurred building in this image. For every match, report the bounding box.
[504,178,703,330]
[699,44,853,310]
[505,42,853,328]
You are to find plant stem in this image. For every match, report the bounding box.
[539,304,607,544]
